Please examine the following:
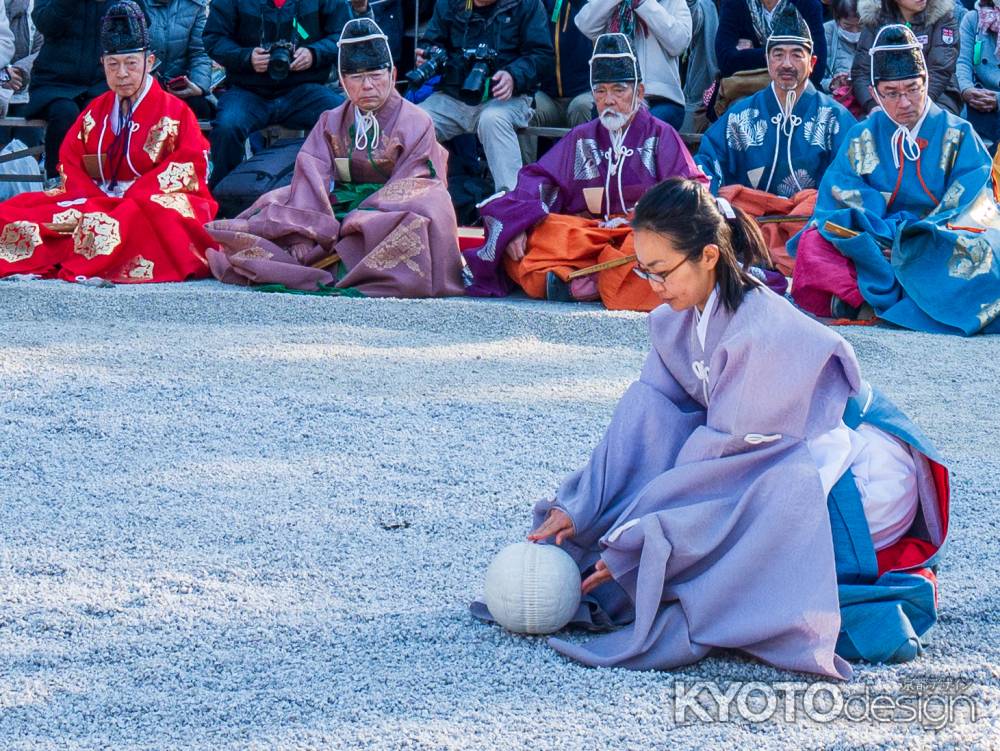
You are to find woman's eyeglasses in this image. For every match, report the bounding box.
[632,256,688,284]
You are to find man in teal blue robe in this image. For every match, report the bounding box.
[695,3,855,274]
[791,24,1000,335]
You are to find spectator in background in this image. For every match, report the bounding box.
[822,0,862,114]
[203,0,345,188]
[715,0,827,88]
[2,1,40,117]
[146,0,214,119]
[958,0,1000,149]
[532,0,595,130]
[575,0,692,129]
[682,0,719,132]
[26,0,139,181]
[416,0,553,193]
[852,0,962,114]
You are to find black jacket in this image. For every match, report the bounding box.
[204,0,343,97]
[29,0,150,109]
[540,0,591,99]
[421,0,554,99]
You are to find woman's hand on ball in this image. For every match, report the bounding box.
[527,509,575,545]
[581,559,613,594]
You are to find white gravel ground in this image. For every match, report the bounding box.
[0,278,997,750]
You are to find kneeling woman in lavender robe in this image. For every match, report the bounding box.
[475,177,949,679]
[205,18,464,298]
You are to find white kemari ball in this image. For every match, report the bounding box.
[484,542,582,635]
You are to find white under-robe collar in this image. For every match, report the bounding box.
[694,286,719,352]
[110,74,153,135]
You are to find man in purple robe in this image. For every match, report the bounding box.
[205,18,464,298]
[464,32,707,311]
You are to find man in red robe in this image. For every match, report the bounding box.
[0,1,217,284]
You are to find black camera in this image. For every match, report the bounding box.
[406,45,447,91]
[260,4,298,82]
[265,40,296,81]
[460,44,497,104]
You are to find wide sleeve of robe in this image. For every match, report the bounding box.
[693,109,739,195]
[543,289,862,679]
[203,110,344,290]
[122,101,217,224]
[256,112,343,261]
[465,132,582,296]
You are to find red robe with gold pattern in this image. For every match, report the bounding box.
[0,78,217,283]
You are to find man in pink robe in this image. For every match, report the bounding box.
[205,18,464,298]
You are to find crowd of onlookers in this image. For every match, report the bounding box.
[1,0,998,194]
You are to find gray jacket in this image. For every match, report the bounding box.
[146,0,212,94]
[823,19,859,91]
[684,0,719,110]
[5,0,41,104]
[957,5,1000,100]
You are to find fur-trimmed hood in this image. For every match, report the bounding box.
[858,0,954,27]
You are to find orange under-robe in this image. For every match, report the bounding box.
[0,78,216,283]
[718,185,817,277]
[502,214,661,312]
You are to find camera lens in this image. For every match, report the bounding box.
[268,44,293,81]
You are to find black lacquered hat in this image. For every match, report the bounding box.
[766,2,813,53]
[100,1,150,56]
[870,24,927,83]
[338,18,393,74]
[590,33,641,85]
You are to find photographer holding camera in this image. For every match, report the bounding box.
[203,0,345,187]
[415,0,553,192]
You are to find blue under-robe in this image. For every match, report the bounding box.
[830,382,947,664]
[791,102,1000,335]
[696,82,856,197]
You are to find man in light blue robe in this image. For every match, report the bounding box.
[695,3,855,274]
[791,24,1000,335]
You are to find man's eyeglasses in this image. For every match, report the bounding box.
[344,70,390,86]
[632,255,688,284]
[876,82,925,103]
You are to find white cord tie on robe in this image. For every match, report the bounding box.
[602,122,634,220]
[692,360,710,404]
[744,433,783,445]
[354,110,381,153]
[887,114,925,169]
[765,86,803,195]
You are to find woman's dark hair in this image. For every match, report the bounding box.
[831,0,859,20]
[631,177,772,312]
